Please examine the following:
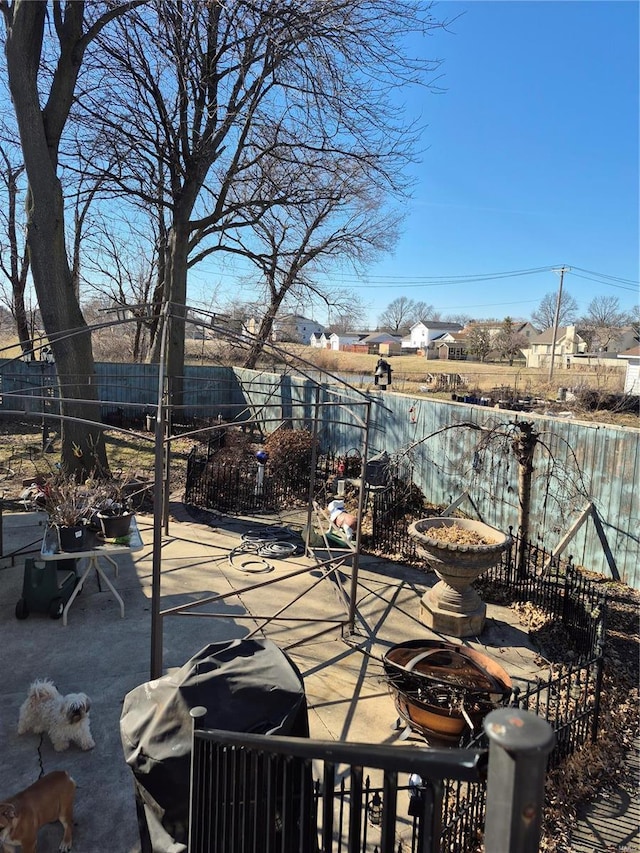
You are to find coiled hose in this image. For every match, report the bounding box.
[227,528,299,572]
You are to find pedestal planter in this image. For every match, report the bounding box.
[407,518,511,637]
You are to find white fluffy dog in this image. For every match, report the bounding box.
[17,679,95,752]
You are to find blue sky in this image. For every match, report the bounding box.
[347,0,639,326]
[189,1,639,328]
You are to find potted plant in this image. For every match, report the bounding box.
[89,471,147,539]
[41,475,94,552]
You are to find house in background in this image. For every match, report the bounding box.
[617,346,640,395]
[435,331,469,361]
[464,320,538,343]
[246,314,324,343]
[523,325,587,368]
[358,331,403,355]
[310,331,368,350]
[402,321,463,357]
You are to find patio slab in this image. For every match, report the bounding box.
[0,505,597,851]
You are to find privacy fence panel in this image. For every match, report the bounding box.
[1,361,637,587]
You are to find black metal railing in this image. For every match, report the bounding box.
[185,447,339,514]
[189,707,554,853]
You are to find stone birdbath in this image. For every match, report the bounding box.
[407,518,511,637]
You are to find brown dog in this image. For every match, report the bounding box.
[0,770,75,853]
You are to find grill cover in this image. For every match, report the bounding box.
[120,638,309,852]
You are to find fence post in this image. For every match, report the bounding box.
[483,707,555,853]
[188,706,208,853]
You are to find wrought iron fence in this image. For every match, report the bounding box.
[185,446,340,514]
[189,710,556,853]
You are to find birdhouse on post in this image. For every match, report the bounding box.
[374,358,392,390]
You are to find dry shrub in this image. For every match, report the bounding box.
[264,427,316,480]
[308,348,341,372]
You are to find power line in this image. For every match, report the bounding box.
[568,271,639,294]
[192,260,639,301]
[569,266,639,286]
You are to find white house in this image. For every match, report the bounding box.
[402,321,463,357]
[246,314,324,343]
[310,331,364,350]
[618,345,640,395]
[523,325,587,369]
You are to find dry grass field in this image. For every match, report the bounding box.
[294,345,626,396]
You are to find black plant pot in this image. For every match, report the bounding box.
[57,523,87,552]
[97,511,133,539]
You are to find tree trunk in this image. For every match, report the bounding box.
[150,216,190,411]
[512,422,537,576]
[243,282,288,370]
[28,170,107,476]
[3,0,108,476]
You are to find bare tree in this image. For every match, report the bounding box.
[531,290,578,330]
[579,295,630,351]
[466,326,492,363]
[87,0,445,397]
[0,0,142,475]
[82,222,158,361]
[0,143,32,354]
[629,304,640,343]
[215,144,399,367]
[327,293,368,335]
[378,296,434,331]
[494,317,529,365]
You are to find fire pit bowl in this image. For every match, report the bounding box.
[407,518,511,637]
[383,639,512,743]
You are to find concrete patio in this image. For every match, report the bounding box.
[0,504,632,852]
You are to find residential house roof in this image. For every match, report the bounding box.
[529,325,583,345]
[617,345,640,359]
[358,332,402,345]
[410,320,464,331]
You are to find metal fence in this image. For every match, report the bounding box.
[189,708,554,853]
[183,460,606,851]
[184,445,339,514]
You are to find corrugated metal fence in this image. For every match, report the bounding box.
[1,360,637,587]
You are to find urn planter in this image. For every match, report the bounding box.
[407,518,511,637]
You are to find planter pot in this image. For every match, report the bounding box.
[56,523,87,552]
[407,518,511,637]
[97,511,134,539]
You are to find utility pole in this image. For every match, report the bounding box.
[548,266,571,381]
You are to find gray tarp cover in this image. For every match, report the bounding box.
[120,638,309,852]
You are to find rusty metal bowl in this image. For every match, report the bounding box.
[383,639,512,742]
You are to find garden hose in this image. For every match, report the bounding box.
[228,530,298,572]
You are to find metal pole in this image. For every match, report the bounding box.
[347,399,371,632]
[303,385,321,555]
[548,266,569,382]
[483,707,555,853]
[150,303,170,679]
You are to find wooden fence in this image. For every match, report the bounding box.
[1,360,637,588]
